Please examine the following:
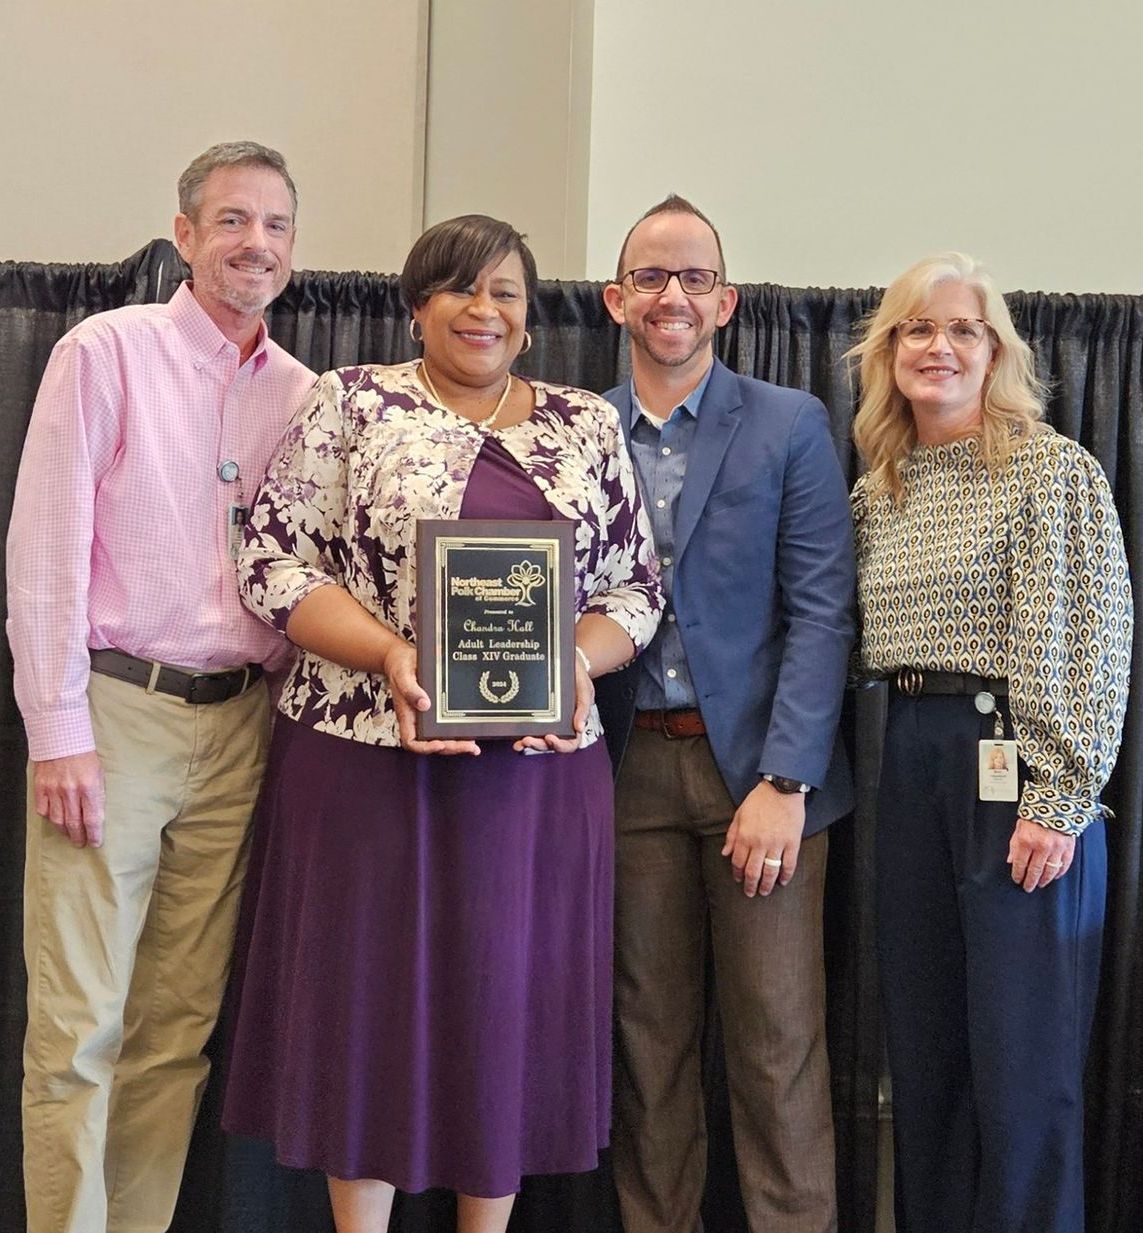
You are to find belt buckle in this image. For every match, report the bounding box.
[186,672,231,704]
[185,673,209,704]
[659,710,680,740]
[896,667,924,697]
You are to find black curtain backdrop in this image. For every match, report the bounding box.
[1,240,1140,1233]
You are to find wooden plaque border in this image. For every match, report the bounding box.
[415,519,576,739]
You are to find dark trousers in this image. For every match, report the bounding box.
[877,693,1106,1233]
[612,727,837,1233]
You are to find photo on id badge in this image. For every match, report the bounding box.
[979,739,1019,801]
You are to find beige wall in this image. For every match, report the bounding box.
[5,2,1142,294]
[423,0,594,279]
[1,0,428,274]
[585,1,1143,293]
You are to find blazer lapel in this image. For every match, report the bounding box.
[607,382,635,452]
[674,361,742,561]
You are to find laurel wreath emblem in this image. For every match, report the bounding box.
[478,670,520,704]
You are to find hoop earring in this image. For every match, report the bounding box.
[520,331,533,354]
[409,319,423,344]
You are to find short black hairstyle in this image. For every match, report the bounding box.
[400,214,539,312]
[614,193,727,282]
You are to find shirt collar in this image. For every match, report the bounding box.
[628,361,714,430]
[168,281,270,371]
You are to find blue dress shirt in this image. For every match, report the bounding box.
[626,365,714,711]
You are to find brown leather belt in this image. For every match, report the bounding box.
[633,708,707,739]
[89,648,263,705]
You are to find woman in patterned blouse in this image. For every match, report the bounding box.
[848,253,1131,1233]
[222,215,662,1233]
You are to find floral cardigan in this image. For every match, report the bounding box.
[239,361,663,748]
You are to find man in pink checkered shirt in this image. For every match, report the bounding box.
[7,141,315,1233]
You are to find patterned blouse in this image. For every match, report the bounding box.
[852,430,1132,834]
[239,360,663,750]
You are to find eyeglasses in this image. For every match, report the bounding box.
[895,318,993,349]
[623,268,721,295]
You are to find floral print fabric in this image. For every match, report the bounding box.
[239,361,662,749]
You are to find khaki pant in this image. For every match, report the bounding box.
[22,671,270,1233]
[612,727,837,1233]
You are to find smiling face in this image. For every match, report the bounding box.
[893,281,995,440]
[413,250,528,392]
[603,210,737,385]
[174,163,295,330]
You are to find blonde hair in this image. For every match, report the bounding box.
[848,252,1046,501]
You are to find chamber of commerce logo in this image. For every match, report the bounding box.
[507,560,545,607]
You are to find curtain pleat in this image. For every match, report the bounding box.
[1,240,1139,1233]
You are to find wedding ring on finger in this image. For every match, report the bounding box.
[762,857,783,868]
[1045,860,1063,870]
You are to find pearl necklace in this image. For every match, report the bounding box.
[419,362,513,431]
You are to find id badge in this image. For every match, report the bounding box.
[227,504,249,561]
[979,739,1018,801]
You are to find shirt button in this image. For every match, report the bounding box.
[661,446,672,456]
[656,498,666,509]
[667,613,677,623]
[661,555,672,567]
[666,668,678,679]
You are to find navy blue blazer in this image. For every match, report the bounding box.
[595,359,856,835]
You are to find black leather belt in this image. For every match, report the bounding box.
[633,708,707,739]
[89,648,263,704]
[890,668,1008,698]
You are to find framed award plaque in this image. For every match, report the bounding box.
[415,519,576,739]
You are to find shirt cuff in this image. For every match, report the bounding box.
[22,705,96,762]
[1017,782,1101,836]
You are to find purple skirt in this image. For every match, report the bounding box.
[222,719,613,1196]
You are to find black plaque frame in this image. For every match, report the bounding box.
[415,519,576,739]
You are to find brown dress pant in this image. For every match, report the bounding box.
[613,727,836,1233]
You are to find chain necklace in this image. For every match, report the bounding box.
[419,362,513,431]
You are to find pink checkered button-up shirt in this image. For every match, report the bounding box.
[6,282,315,761]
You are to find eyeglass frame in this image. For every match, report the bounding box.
[620,267,723,296]
[893,317,995,350]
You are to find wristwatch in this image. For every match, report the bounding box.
[762,774,811,795]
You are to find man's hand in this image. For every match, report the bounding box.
[1007,817,1076,892]
[721,779,805,897]
[383,637,481,757]
[33,752,105,848]
[514,650,594,754]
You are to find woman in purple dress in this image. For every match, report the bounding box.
[222,215,662,1233]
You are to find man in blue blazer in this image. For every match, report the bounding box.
[597,196,855,1233]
